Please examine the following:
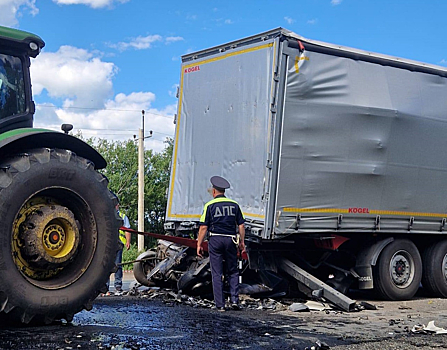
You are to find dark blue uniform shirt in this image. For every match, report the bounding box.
[199,195,245,235]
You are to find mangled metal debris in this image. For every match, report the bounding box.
[358,301,377,310]
[279,258,356,312]
[288,302,309,312]
[128,285,290,311]
[107,280,374,316]
[411,321,447,335]
[125,230,364,312]
[118,237,385,313]
[288,301,334,312]
[304,340,330,350]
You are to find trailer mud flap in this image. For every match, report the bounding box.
[279,257,356,312]
[355,237,394,290]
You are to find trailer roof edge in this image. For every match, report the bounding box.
[182,27,447,76]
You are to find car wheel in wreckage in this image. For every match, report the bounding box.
[133,250,157,287]
[177,257,212,296]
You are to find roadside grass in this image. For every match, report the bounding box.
[122,244,146,271]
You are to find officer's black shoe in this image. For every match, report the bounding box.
[217,307,226,312]
[231,303,241,311]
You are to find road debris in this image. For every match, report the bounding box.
[411,321,447,334]
[289,301,335,312]
[305,339,330,350]
[288,302,309,312]
[389,318,404,326]
[358,301,377,310]
[103,281,377,317]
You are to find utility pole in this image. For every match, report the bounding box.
[138,111,144,251]
[137,110,152,252]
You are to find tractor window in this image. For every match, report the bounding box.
[0,54,26,120]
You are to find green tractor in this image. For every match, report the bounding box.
[0,26,120,324]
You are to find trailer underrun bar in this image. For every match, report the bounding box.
[279,258,356,312]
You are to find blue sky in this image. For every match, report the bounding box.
[1,0,446,151]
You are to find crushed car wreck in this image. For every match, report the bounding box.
[125,228,356,311]
[133,236,212,296]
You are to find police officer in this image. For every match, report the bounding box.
[197,176,245,311]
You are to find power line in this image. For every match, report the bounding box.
[38,125,173,138]
[79,130,173,138]
[81,133,168,138]
[36,104,175,120]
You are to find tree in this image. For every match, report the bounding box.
[78,133,173,246]
[144,138,173,234]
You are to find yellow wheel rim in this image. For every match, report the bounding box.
[12,196,80,280]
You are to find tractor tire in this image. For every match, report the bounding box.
[421,240,447,297]
[0,149,120,325]
[133,250,157,287]
[373,239,422,300]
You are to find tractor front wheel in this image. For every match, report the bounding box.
[0,148,120,324]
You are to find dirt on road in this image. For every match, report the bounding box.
[1,291,447,349]
[278,295,447,349]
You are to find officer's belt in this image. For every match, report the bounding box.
[209,232,240,246]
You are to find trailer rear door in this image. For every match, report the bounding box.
[166,39,278,223]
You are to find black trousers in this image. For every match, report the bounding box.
[209,235,239,308]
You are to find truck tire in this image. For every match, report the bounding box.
[133,250,157,287]
[0,148,120,325]
[373,239,422,300]
[421,240,447,297]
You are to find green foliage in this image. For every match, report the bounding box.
[122,244,144,270]
[76,132,173,246]
[145,139,173,234]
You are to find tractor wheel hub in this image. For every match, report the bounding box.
[19,204,80,270]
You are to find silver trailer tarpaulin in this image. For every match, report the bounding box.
[166,28,447,240]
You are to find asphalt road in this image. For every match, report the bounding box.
[1,272,447,350]
[0,297,351,350]
[108,270,135,292]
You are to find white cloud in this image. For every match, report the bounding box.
[31,45,175,152]
[224,19,233,24]
[36,94,176,152]
[0,0,38,26]
[331,0,342,5]
[31,45,116,108]
[168,84,179,98]
[108,35,163,51]
[52,0,129,9]
[284,16,295,25]
[33,103,61,130]
[55,92,156,131]
[108,35,185,51]
[165,36,184,44]
[440,59,447,65]
[307,19,318,25]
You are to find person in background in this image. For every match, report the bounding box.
[106,202,131,295]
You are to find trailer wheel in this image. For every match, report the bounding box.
[133,250,157,287]
[421,240,447,297]
[373,239,422,300]
[0,149,120,325]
